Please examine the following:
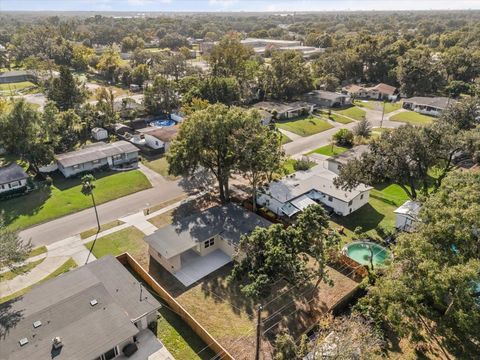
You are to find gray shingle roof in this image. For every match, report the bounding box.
[55,141,138,168]
[303,90,349,101]
[0,163,28,185]
[403,96,454,110]
[0,256,161,360]
[329,145,370,165]
[145,203,272,259]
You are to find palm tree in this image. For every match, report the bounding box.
[81,174,100,264]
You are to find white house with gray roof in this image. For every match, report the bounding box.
[0,256,172,360]
[145,203,271,286]
[402,96,455,117]
[0,163,28,194]
[55,141,139,177]
[257,166,372,217]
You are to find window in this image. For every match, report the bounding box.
[348,200,352,206]
[73,164,80,169]
[92,159,100,164]
[328,196,333,202]
[360,194,364,200]
[113,154,123,160]
[102,347,118,360]
[204,238,214,248]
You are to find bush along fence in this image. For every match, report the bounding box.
[116,252,234,360]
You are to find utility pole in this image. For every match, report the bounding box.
[255,305,263,360]
[380,100,386,128]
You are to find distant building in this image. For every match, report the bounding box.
[55,141,139,177]
[257,166,372,217]
[0,255,171,360]
[402,96,454,117]
[394,200,421,232]
[241,38,324,58]
[0,70,36,84]
[0,163,28,194]
[145,203,271,286]
[253,101,314,120]
[326,145,370,174]
[342,83,397,101]
[302,90,351,108]
[91,127,108,141]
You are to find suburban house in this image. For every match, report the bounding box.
[0,163,28,194]
[342,83,398,101]
[91,127,108,141]
[0,255,172,360]
[326,145,370,174]
[55,141,139,177]
[402,96,454,117]
[301,90,351,108]
[394,200,421,232]
[136,126,179,151]
[0,70,36,84]
[253,101,314,120]
[257,166,372,217]
[145,203,272,286]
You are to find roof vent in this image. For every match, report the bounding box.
[90,299,98,306]
[33,321,42,328]
[19,338,29,346]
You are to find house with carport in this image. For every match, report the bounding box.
[257,166,372,217]
[342,83,398,101]
[402,96,454,117]
[253,101,314,120]
[55,141,139,177]
[145,203,271,287]
[301,90,351,108]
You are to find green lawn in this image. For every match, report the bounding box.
[142,157,178,180]
[79,220,125,239]
[384,102,402,113]
[0,258,77,304]
[330,183,409,241]
[281,132,292,144]
[354,100,377,110]
[28,246,47,258]
[308,144,349,156]
[0,81,36,93]
[390,111,434,126]
[276,116,334,137]
[1,170,151,230]
[85,226,149,266]
[0,258,45,282]
[317,110,353,124]
[354,100,401,114]
[335,106,366,120]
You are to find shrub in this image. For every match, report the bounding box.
[293,158,315,171]
[333,128,354,147]
[353,119,372,138]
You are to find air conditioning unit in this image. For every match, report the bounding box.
[52,337,63,350]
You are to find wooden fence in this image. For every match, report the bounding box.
[116,253,234,360]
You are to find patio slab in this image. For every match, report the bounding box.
[117,329,174,360]
[174,249,232,287]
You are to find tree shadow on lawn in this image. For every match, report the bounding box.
[0,184,51,226]
[331,203,385,233]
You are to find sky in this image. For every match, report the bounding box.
[1,0,479,12]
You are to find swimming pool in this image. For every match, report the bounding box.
[149,119,176,127]
[343,241,391,268]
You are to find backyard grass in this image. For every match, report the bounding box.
[276,116,333,137]
[28,245,47,258]
[308,144,349,156]
[85,226,149,267]
[390,111,434,126]
[330,183,409,241]
[79,220,125,239]
[0,258,77,304]
[1,170,151,230]
[0,258,45,281]
[142,157,178,180]
[335,106,366,120]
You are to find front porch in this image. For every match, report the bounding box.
[173,249,232,287]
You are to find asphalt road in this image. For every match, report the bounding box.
[20,170,185,247]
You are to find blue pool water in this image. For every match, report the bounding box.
[149,119,176,127]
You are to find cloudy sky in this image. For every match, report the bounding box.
[1,0,479,12]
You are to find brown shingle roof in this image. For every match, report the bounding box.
[140,126,179,142]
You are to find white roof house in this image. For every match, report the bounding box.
[257,166,372,217]
[394,200,421,232]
